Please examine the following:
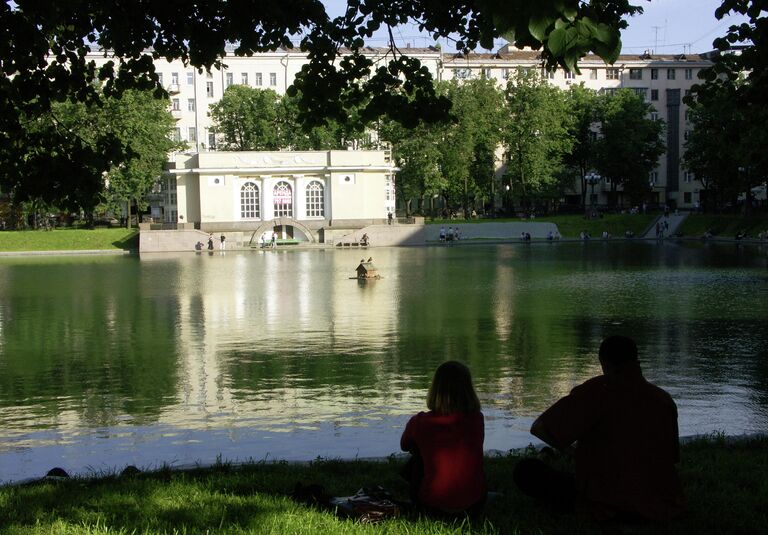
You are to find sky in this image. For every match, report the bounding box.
[321,0,749,55]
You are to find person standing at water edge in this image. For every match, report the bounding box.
[207,234,214,250]
[513,335,685,521]
[401,361,486,515]
[219,234,226,250]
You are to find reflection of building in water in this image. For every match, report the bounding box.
[145,250,403,430]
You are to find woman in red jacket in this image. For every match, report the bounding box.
[400,361,486,515]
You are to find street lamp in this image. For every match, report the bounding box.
[585,171,601,216]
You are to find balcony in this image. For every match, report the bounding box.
[171,109,183,120]
[167,83,180,94]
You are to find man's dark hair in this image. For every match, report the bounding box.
[599,336,638,366]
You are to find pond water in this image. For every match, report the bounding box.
[1,242,767,484]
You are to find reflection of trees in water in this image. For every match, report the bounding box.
[0,259,180,426]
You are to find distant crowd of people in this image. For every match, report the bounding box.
[401,336,686,523]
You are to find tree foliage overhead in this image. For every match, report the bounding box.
[1,1,645,128]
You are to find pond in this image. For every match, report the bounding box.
[1,242,767,484]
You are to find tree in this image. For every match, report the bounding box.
[98,90,181,226]
[686,0,768,213]
[501,70,574,212]
[436,79,506,218]
[594,89,665,207]
[209,86,281,151]
[379,119,445,217]
[563,84,600,207]
[1,88,179,226]
[0,1,644,207]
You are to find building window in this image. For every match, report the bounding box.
[651,68,658,80]
[241,72,248,85]
[171,72,179,85]
[187,72,194,85]
[208,132,216,149]
[683,171,695,183]
[188,127,196,143]
[633,88,648,100]
[629,68,643,80]
[602,88,618,96]
[545,69,555,79]
[651,89,659,101]
[667,68,676,80]
[685,110,690,121]
[684,89,691,96]
[241,182,260,219]
[188,99,195,112]
[225,72,233,87]
[606,68,620,80]
[684,192,692,203]
[172,98,180,111]
[270,72,277,86]
[649,171,658,185]
[685,68,693,80]
[502,68,510,79]
[255,72,262,86]
[157,73,164,85]
[206,81,214,98]
[305,181,325,217]
[650,111,659,121]
[589,69,598,79]
[684,130,690,140]
[564,70,575,79]
[173,127,181,142]
[273,181,293,217]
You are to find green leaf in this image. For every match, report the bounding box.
[529,15,555,42]
[548,27,567,56]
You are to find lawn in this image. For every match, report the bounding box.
[1,435,765,534]
[0,228,139,252]
[677,213,768,238]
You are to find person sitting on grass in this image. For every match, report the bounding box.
[513,335,686,522]
[401,361,486,516]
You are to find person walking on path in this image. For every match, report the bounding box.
[513,335,685,522]
[219,234,226,250]
[207,234,214,251]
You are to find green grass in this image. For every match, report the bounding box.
[428,214,655,239]
[0,228,139,252]
[678,214,768,238]
[1,436,765,534]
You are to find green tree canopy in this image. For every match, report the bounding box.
[501,70,574,211]
[563,84,600,207]
[594,88,665,206]
[209,86,281,151]
[687,0,768,213]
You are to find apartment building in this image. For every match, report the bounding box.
[87,44,711,219]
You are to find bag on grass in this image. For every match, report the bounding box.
[330,486,401,523]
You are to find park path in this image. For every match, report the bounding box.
[641,213,688,238]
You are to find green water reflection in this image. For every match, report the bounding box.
[0,242,767,483]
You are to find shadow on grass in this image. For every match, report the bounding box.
[1,442,767,534]
[112,230,139,251]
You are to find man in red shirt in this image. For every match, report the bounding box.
[514,336,686,521]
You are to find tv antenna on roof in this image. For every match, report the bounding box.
[652,25,663,54]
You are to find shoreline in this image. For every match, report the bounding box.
[1,235,766,257]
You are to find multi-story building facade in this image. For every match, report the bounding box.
[87,44,711,221]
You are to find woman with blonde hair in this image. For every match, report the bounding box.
[400,361,486,515]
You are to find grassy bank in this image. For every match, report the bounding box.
[677,213,768,238]
[0,228,138,252]
[428,214,655,239]
[1,436,765,534]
